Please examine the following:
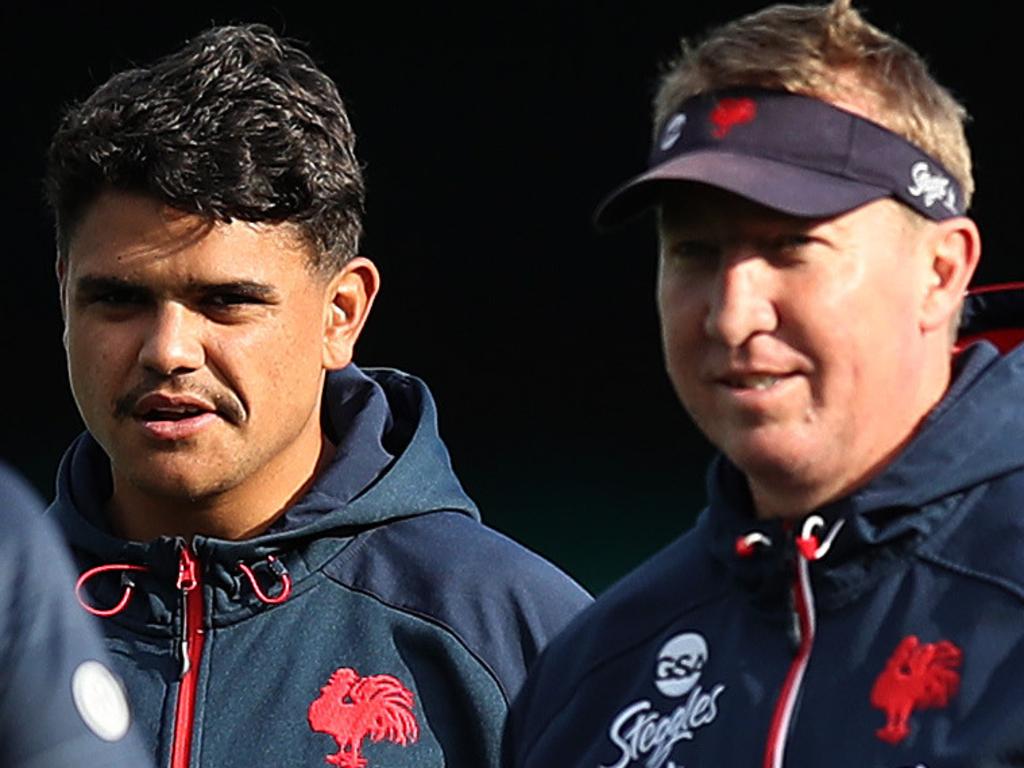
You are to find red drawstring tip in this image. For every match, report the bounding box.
[735,537,756,557]
[735,532,772,558]
[796,536,820,561]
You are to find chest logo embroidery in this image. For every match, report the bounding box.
[601,632,726,768]
[709,97,756,138]
[308,667,419,767]
[870,636,962,745]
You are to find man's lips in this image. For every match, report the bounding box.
[716,372,795,391]
[132,393,217,420]
[125,393,223,440]
[112,381,245,441]
[135,411,220,440]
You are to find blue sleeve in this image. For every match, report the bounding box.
[0,463,153,768]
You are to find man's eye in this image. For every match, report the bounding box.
[770,234,815,251]
[670,241,719,262]
[96,289,146,306]
[205,293,257,307]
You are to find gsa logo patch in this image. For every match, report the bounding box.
[600,632,725,768]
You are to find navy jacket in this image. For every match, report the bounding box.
[1,462,151,768]
[49,367,591,768]
[506,342,1024,768]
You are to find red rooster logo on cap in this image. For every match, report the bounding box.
[710,97,757,138]
[308,667,419,767]
[870,635,961,745]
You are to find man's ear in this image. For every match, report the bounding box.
[55,255,70,347]
[55,256,67,315]
[322,256,380,370]
[919,216,981,334]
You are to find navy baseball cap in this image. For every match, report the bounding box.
[595,88,966,228]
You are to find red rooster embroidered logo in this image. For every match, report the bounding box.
[308,667,419,767]
[709,97,757,138]
[870,635,962,745]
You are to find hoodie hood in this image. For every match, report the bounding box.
[49,365,479,570]
[845,342,1024,511]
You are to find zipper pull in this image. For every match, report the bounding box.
[177,547,198,591]
[177,546,199,678]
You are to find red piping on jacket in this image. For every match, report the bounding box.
[759,516,842,768]
[171,546,205,768]
[763,554,815,768]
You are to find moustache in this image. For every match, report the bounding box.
[114,378,245,425]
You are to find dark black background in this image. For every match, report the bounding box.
[2,2,1016,591]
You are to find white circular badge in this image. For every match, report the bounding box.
[71,660,131,742]
[654,632,708,698]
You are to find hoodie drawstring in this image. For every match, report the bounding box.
[734,515,846,561]
[735,531,772,557]
[237,556,292,605]
[76,563,150,617]
[795,515,846,561]
[77,557,293,614]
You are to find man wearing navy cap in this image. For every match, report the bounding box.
[505,1,1024,766]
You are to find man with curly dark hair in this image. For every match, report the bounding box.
[44,24,589,768]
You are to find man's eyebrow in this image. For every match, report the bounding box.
[72,276,281,301]
[195,280,280,300]
[73,275,149,296]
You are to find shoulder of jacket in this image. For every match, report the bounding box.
[322,511,592,702]
[509,526,725,729]
[917,468,1024,603]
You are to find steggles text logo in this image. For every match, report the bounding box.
[907,162,957,213]
[600,632,725,768]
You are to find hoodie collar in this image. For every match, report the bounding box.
[703,342,1023,605]
[263,364,394,535]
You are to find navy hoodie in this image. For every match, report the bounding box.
[49,366,591,768]
[506,342,1024,768]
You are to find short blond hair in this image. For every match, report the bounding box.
[654,0,974,206]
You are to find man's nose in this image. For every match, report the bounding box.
[137,303,205,375]
[703,250,779,346]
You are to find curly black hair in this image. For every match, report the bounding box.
[45,24,364,274]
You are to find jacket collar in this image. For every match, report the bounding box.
[700,342,1016,609]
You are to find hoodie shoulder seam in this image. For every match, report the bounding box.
[319,571,512,705]
[915,550,1024,603]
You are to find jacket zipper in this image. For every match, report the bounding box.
[762,551,815,768]
[171,544,205,768]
